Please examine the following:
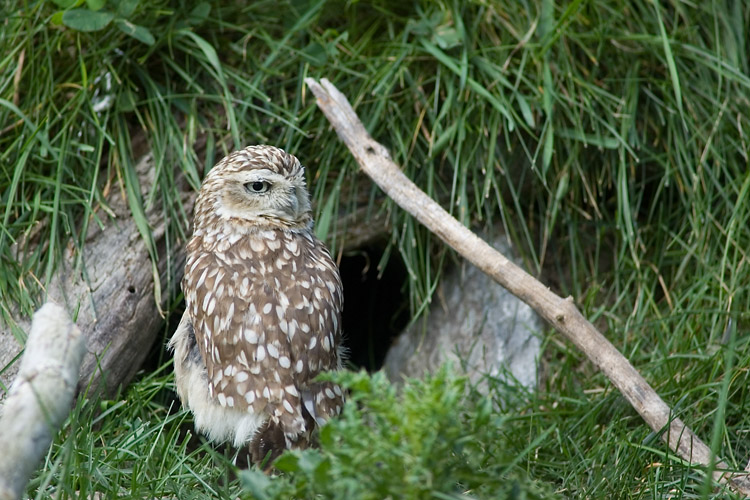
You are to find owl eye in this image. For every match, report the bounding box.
[245,181,270,193]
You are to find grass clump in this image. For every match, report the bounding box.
[26,364,244,499]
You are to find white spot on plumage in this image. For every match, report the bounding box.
[202,292,212,312]
[250,238,265,252]
[287,239,298,254]
[267,343,279,359]
[244,329,258,344]
[284,384,298,397]
[283,399,294,413]
[238,350,250,368]
[196,267,209,288]
[267,238,281,251]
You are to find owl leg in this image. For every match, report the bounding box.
[250,418,286,469]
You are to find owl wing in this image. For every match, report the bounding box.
[184,230,344,435]
[283,234,345,425]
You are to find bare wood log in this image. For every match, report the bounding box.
[0,303,85,500]
[304,77,750,495]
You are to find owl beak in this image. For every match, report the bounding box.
[287,190,300,218]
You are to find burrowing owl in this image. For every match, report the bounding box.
[169,145,344,465]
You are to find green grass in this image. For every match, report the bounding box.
[2,0,750,498]
[28,363,245,499]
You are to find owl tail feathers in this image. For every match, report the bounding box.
[306,381,345,426]
[250,386,339,468]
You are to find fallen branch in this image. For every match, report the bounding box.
[305,77,750,495]
[0,303,85,500]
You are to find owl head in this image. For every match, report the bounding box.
[195,145,313,231]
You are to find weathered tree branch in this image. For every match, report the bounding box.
[305,77,750,495]
[0,303,85,500]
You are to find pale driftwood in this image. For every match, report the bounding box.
[305,77,750,495]
[0,303,85,500]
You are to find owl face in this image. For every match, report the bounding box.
[196,145,312,230]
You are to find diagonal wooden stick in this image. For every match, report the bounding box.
[304,77,750,495]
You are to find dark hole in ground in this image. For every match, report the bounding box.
[338,243,410,371]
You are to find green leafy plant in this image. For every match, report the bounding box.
[241,368,555,500]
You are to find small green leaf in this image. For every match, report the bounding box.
[301,41,327,66]
[516,93,535,128]
[188,2,211,25]
[85,0,106,11]
[116,89,136,112]
[273,453,300,472]
[117,0,138,17]
[238,469,272,500]
[433,25,461,49]
[62,9,114,32]
[180,31,223,77]
[50,11,65,25]
[542,122,554,175]
[51,0,81,7]
[115,19,155,45]
[313,456,332,483]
